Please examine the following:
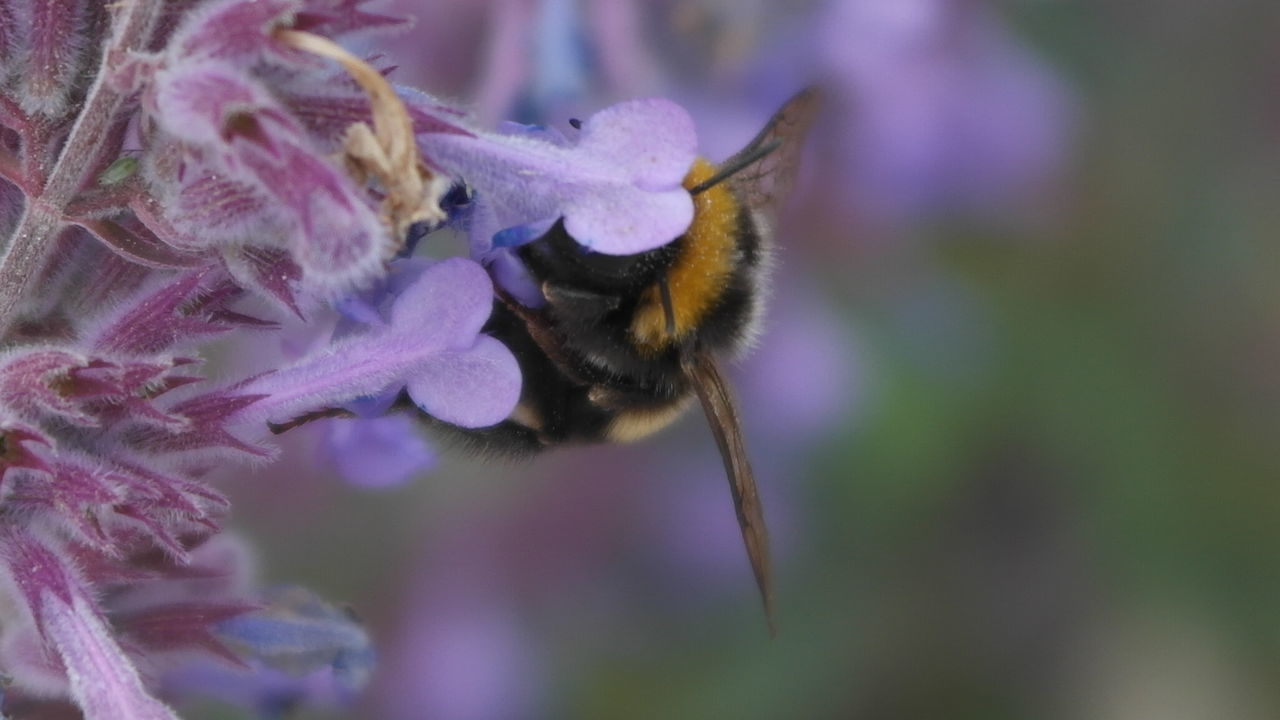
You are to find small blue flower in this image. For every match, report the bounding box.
[323,414,436,488]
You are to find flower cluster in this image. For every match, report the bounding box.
[0,0,700,717]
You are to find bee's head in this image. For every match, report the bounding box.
[516,151,756,300]
[517,217,679,295]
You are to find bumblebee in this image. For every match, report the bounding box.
[273,90,817,632]
[430,89,820,633]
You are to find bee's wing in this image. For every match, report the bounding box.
[683,350,775,635]
[724,86,822,218]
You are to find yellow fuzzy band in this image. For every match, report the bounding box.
[630,158,738,354]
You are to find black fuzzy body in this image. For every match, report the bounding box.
[419,203,766,457]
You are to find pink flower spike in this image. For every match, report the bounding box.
[6,460,121,550]
[222,246,306,318]
[129,386,273,459]
[89,268,235,355]
[0,349,104,426]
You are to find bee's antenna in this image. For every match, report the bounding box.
[657,275,677,337]
[687,140,780,196]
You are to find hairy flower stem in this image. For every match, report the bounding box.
[0,0,165,340]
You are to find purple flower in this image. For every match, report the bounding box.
[235,257,520,430]
[213,586,372,674]
[815,0,1074,223]
[323,414,436,488]
[419,98,697,255]
[149,548,377,716]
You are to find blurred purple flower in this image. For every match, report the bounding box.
[213,586,373,683]
[739,277,864,440]
[382,591,542,720]
[816,0,1074,223]
[323,414,436,488]
[154,559,374,716]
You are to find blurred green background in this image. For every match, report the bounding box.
[197,1,1280,718]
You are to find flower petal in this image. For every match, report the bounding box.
[388,257,496,348]
[575,98,697,188]
[563,182,692,255]
[44,593,180,720]
[418,98,697,255]
[232,259,504,426]
[405,336,521,428]
[324,414,435,488]
[0,532,178,719]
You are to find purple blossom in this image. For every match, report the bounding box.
[419,97,697,255]
[210,586,374,690]
[236,257,520,430]
[322,414,436,488]
[814,0,1074,223]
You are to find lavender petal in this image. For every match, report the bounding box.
[405,337,521,429]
